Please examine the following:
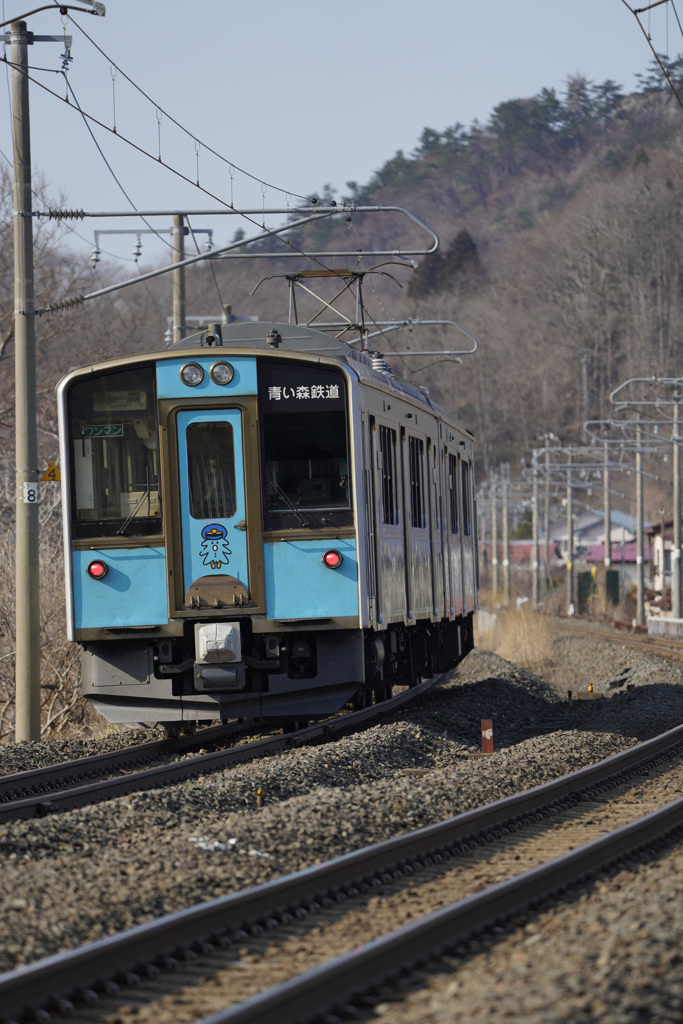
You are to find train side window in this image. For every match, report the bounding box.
[379,425,399,525]
[186,422,236,520]
[462,459,472,536]
[428,439,438,530]
[448,452,460,534]
[408,435,426,529]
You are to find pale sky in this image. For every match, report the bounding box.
[0,0,667,266]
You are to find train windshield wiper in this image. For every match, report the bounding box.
[117,485,150,535]
[271,482,316,528]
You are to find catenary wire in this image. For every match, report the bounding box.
[621,0,683,112]
[64,10,310,203]
[672,1,683,38]
[186,214,226,315]
[63,72,174,252]
[1,57,347,279]
[0,13,136,265]
[6,11,398,329]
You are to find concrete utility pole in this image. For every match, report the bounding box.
[502,464,510,605]
[10,13,91,742]
[172,213,187,346]
[531,450,539,608]
[566,460,574,615]
[543,446,551,604]
[603,438,611,570]
[673,398,681,619]
[12,21,40,742]
[636,420,645,627]
[491,471,499,597]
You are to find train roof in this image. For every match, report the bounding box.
[60,320,473,440]
[170,321,473,439]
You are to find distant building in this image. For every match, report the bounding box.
[482,509,648,573]
[646,519,683,592]
[547,508,639,562]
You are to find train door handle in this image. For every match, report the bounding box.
[235,521,247,531]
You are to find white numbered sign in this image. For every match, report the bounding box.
[23,482,39,504]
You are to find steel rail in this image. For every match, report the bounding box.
[2,720,683,1020]
[549,619,683,659]
[0,678,437,824]
[203,794,683,1024]
[0,721,246,803]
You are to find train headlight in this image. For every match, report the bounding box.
[209,361,234,385]
[86,559,109,580]
[322,549,343,569]
[179,362,204,387]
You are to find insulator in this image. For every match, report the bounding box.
[370,351,392,374]
[133,239,143,261]
[47,294,85,314]
[47,208,85,220]
[90,247,101,265]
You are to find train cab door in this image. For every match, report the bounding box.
[171,407,257,613]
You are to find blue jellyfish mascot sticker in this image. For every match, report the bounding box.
[200,523,232,570]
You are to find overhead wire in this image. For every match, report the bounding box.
[0,15,170,334]
[0,5,126,266]
[1,55,346,279]
[2,6,406,334]
[63,11,309,203]
[62,72,173,251]
[52,11,362,278]
[186,214,226,315]
[345,215,413,369]
[672,0,683,36]
[621,0,683,111]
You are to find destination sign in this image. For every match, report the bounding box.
[93,390,147,412]
[258,360,346,413]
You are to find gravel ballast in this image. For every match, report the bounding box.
[0,627,682,1021]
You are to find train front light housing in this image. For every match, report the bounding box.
[322,549,343,569]
[180,362,204,387]
[209,361,234,385]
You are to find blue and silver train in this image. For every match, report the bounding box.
[57,320,478,728]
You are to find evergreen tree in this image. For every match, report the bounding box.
[442,228,481,282]
[408,229,481,298]
[635,55,669,93]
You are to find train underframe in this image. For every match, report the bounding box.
[81,613,475,727]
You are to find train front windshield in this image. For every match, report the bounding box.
[66,365,162,539]
[258,359,352,529]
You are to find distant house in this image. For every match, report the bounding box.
[646,519,683,592]
[547,508,641,563]
[482,508,649,577]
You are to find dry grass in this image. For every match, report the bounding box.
[0,480,108,744]
[475,605,555,676]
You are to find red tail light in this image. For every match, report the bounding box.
[87,560,109,580]
[322,549,343,569]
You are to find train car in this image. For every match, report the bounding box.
[57,320,478,727]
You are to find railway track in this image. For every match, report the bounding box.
[549,616,683,660]
[0,678,437,825]
[3,720,683,1024]
[0,721,247,801]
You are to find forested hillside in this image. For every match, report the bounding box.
[151,60,683,477]
[315,60,683,473]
